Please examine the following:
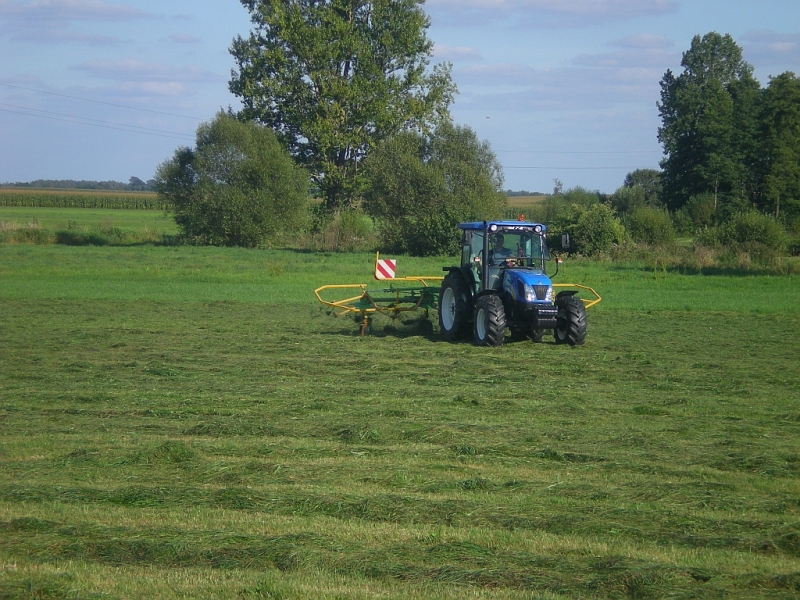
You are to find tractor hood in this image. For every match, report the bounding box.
[502,269,553,303]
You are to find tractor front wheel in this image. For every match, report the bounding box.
[439,273,471,341]
[554,295,587,346]
[473,294,506,347]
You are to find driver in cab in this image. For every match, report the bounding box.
[489,234,513,265]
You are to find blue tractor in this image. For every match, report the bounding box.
[438,220,590,346]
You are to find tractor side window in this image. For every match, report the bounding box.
[460,231,472,267]
[471,231,484,262]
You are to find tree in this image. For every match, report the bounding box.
[658,33,760,212]
[760,72,800,222]
[229,0,456,212]
[623,168,662,206]
[363,122,505,256]
[155,112,308,247]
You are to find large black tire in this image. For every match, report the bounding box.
[554,295,587,346]
[439,272,471,341]
[473,294,506,347]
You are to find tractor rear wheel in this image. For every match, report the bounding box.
[439,272,471,341]
[473,294,506,347]
[554,295,586,346]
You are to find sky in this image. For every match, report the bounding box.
[1,0,798,193]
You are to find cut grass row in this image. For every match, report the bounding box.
[0,244,798,598]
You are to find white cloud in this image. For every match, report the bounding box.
[11,27,122,44]
[456,62,539,85]
[572,47,677,69]
[609,34,674,49]
[427,0,678,26]
[113,81,189,96]
[0,0,152,45]
[73,59,220,83]
[168,33,202,44]
[433,43,482,61]
[0,0,152,22]
[741,29,800,72]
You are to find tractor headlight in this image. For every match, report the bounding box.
[523,284,536,302]
[523,284,554,303]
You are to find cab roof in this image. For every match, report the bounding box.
[458,221,547,233]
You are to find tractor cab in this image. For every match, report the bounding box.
[457,221,552,296]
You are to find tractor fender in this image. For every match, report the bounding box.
[442,266,477,297]
[556,290,579,301]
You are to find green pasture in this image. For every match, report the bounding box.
[0,206,177,248]
[1,243,799,598]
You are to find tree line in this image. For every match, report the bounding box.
[2,177,156,192]
[658,32,799,225]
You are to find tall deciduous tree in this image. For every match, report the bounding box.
[155,112,308,247]
[760,72,800,222]
[657,33,760,213]
[229,0,456,212]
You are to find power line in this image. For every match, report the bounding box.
[497,149,661,155]
[504,165,656,170]
[0,82,203,121]
[0,102,194,140]
[0,106,196,141]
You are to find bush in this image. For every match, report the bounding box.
[672,208,695,235]
[558,203,625,256]
[563,186,603,207]
[717,211,787,251]
[625,206,675,245]
[685,193,717,227]
[306,209,376,252]
[155,112,309,247]
[610,185,646,214]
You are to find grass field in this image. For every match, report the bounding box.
[0,207,177,246]
[1,241,799,598]
[0,207,177,234]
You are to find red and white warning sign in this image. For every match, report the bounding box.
[374,257,397,280]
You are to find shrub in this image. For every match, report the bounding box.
[155,112,309,248]
[625,206,675,245]
[559,203,625,256]
[563,186,603,207]
[685,193,717,227]
[307,210,376,252]
[672,208,695,235]
[610,185,646,214]
[717,211,787,251]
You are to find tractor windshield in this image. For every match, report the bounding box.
[488,228,549,269]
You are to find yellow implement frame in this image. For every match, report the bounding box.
[314,254,444,335]
[553,283,602,309]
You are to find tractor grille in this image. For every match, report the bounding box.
[533,285,550,300]
[533,305,558,328]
